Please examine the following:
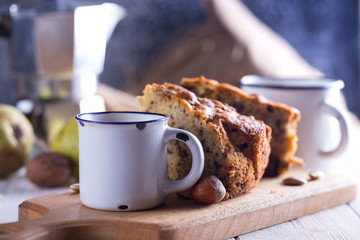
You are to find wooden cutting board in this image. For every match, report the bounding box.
[0,169,356,240]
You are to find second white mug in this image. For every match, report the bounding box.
[240,75,351,171]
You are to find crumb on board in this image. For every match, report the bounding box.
[270,189,278,194]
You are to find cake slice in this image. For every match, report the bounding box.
[137,83,271,199]
[181,76,301,176]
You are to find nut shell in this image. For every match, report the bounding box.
[26,152,72,188]
[191,175,226,204]
[70,183,80,192]
[282,176,307,186]
[308,170,324,181]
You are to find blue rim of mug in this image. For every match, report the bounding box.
[240,75,344,90]
[75,111,169,125]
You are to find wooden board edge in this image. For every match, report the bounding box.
[18,201,50,222]
[18,190,79,222]
[158,182,357,239]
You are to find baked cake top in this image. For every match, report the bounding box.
[144,83,267,136]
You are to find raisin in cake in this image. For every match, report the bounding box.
[181,76,301,176]
[137,83,271,199]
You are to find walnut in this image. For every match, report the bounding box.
[26,152,72,188]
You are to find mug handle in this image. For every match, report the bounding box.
[318,100,351,157]
[163,127,204,195]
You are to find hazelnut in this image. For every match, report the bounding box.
[190,175,226,204]
[26,152,72,188]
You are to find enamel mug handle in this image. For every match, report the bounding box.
[163,127,204,195]
[319,100,351,157]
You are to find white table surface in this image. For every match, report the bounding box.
[1,121,359,239]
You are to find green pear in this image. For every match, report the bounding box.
[50,117,79,179]
[0,104,35,178]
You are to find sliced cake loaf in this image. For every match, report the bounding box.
[137,83,271,199]
[181,76,301,176]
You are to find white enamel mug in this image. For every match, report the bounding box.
[240,75,351,171]
[76,111,204,211]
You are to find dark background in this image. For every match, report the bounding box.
[0,0,358,116]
